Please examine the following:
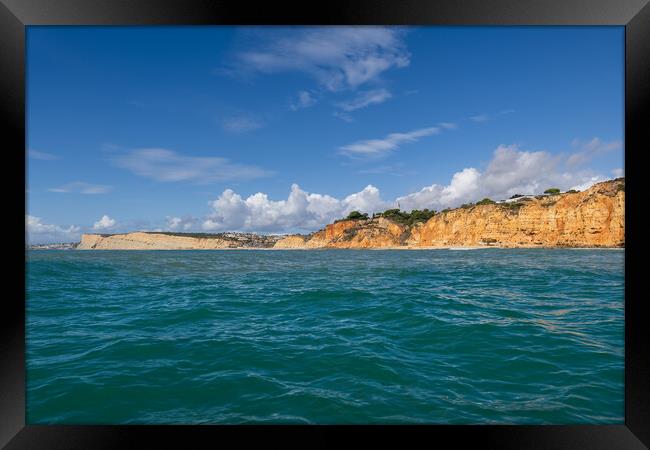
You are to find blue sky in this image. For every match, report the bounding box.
[27,26,624,243]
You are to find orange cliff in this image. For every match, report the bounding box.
[273,178,625,249]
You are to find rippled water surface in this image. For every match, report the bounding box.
[26,249,624,424]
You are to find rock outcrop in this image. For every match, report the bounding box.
[78,178,624,250]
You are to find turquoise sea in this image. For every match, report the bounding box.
[26,249,624,424]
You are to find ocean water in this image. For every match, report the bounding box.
[26,249,624,424]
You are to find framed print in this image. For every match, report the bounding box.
[2,0,649,448]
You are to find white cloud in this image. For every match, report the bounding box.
[339,126,441,158]
[166,216,196,231]
[336,88,392,112]
[93,215,117,230]
[290,90,317,110]
[48,182,112,194]
[469,110,514,123]
[26,215,80,243]
[221,116,264,133]
[396,143,613,211]
[202,183,389,233]
[28,149,60,160]
[227,27,410,92]
[566,138,622,167]
[470,114,490,122]
[569,176,608,192]
[112,148,272,184]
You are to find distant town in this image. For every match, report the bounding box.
[28,242,78,250]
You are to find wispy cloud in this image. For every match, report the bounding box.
[612,168,624,178]
[339,126,443,158]
[224,27,410,92]
[28,149,60,160]
[469,110,514,123]
[112,148,272,184]
[48,182,113,194]
[469,114,490,123]
[336,88,392,112]
[290,90,317,110]
[221,116,264,133]
[333,111,355,123]
[566,138,622,167]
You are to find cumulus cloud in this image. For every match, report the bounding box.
[221,116,264,133]
[336,88,392,112]
[93,215,117,230]
[202,184,389,232]
[28,149,60,160]
[226,27,410,92]
[339,126,442,158]
[396,143,611,211]
[112,148,272,184]
[48,182,112,194]
[290,90,317,110]
[566,138,622,167]
[26,215,80,243]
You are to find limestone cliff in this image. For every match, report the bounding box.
[295,217,408,249]
[274,178,624,249]
[77,231,281,250]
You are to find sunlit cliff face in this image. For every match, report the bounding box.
[274,179,624,249]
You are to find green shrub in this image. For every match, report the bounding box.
[565,189,579,194]
[379,208,436,226]
[345,211,369,220]
[509,194,524,199]
[544,188,561,195]
[408,208,436,224]
[500,202,524,212]
[476,198,496,205]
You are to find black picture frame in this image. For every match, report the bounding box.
[3,1,648,448]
